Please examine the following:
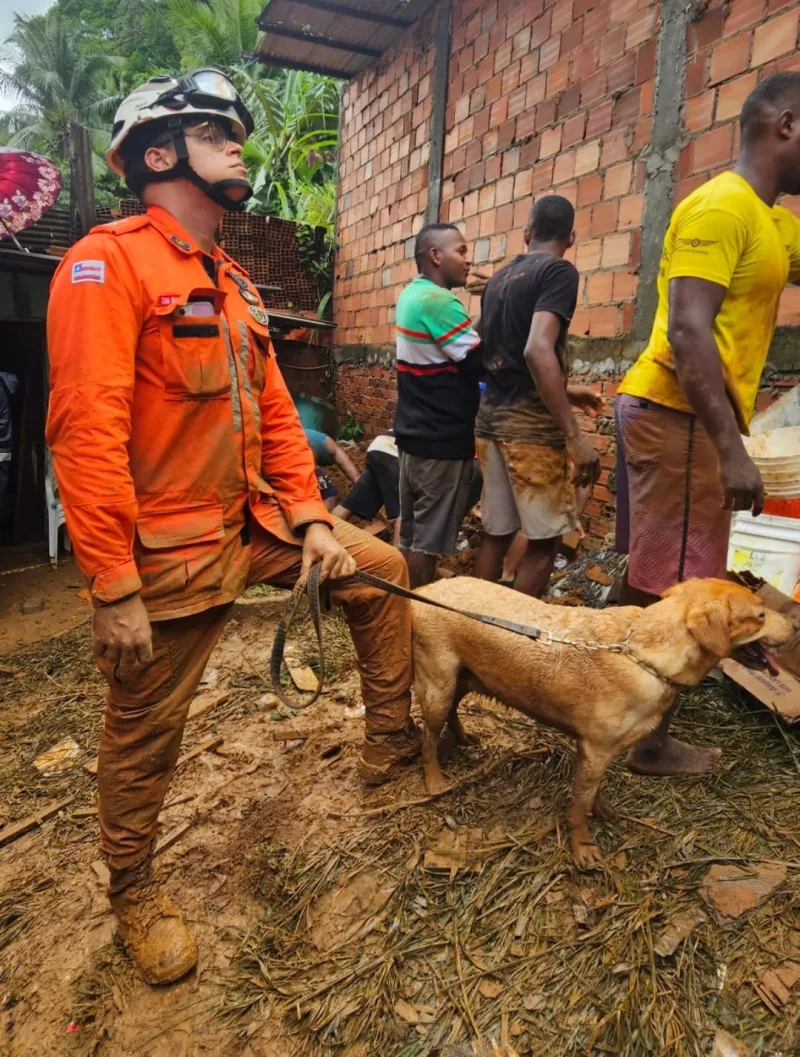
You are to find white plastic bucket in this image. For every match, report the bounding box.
[744,427,800,498]
[727,511,800,594]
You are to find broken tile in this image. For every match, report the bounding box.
[287,665,320,692]
[710,1029,754,1057]
[32,737,81,777]
[90,860,110,887]
[754,960,800,1013]
[585,563,612,586]
[392,998,436,1025]
[654,906,706,956]
[477,978,502,1000]
[423,825,490,876]
[700,862,787,921]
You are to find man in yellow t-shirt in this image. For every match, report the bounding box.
[616,71,800,777]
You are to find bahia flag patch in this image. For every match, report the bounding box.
[71,260,105,284]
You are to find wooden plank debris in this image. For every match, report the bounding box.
[272,730,309,742]
[187,691,230,721]
[176,736,223,769]
[72,806,98,819]
[154,822,193,857]
[0,796,75,848]
[163,792,196,810]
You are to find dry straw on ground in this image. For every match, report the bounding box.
[4,591,800,1055]
[228,682,800,1056]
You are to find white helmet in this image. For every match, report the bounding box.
[107,69,254,210]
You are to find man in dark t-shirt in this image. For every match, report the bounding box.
[473,195,601,596]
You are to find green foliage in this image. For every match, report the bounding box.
[337,412,365,443]
[1,0,341,286]
[165,0,261,72]
[0,9,122,204]
[297,222,334,310]
[52,0,180,79]
[0,10,120,158]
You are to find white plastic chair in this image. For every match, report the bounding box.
[44,453,70,567]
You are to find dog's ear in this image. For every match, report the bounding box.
[686,602,731,657]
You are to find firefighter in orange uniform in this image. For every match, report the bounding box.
[46,71,419,985]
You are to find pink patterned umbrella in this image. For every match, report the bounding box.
[0,148,62,250]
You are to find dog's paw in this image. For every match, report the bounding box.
[424,773,451,796]
[571,834,604,870]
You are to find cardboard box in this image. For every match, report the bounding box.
[723,571,800,722]
[719,658,800,724]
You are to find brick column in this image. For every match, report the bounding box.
[632,0,690,340]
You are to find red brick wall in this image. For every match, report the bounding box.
[335,14,436,347]
[332,0,800,546]
[443,0,655,338]
[679,0,800,325]
[335,360,396,439]
[334,0,800,337]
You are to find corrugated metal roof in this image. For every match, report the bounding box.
[259,302,336,329]
[0,247,60,276]
[254,0,436,78]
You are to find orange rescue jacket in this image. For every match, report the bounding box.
[46,205,332,619]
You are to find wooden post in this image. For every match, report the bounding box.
[425,0,452,225]
[68,122,96,242]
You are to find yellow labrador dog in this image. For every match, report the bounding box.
[411,578,794,867]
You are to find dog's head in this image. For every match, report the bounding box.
[662,578,796,673]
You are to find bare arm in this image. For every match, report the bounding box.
[325,436,360,484]
[523,312,600,488]
[668,277,763,514]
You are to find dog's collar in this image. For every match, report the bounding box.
[621,646,685,692]
[538,630,685,692]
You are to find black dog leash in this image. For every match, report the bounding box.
[269,562,544,711]
[269,564,684,711]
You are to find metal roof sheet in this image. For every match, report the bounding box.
[262,304,336,329]
[254,0,436,78]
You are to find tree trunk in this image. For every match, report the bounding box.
[68,122,95,242]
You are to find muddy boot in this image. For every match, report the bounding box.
[108,858,198,985]
[357,719,422,785]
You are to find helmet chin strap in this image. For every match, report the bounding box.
[140,123,252,212]
[183,167,253,211]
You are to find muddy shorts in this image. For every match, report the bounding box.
[614,394,731,596]
[398,453,475,556]
[476,437,577,540]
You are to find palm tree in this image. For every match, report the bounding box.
[164,0,340,229]
[166,0,262,73]
[241,70,340,221]
[0,10,120,164]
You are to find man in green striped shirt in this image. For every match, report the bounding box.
[394,224,483,586]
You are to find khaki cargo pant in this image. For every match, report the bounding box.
[96,518,412,871]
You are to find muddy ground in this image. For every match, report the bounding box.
[1,588,376,1056]
[2,545,800,1056]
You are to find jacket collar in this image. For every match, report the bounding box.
[146,205,248,277]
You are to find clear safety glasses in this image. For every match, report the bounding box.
[183,119,244,150]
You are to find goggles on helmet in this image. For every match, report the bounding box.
[151,68,254,137]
